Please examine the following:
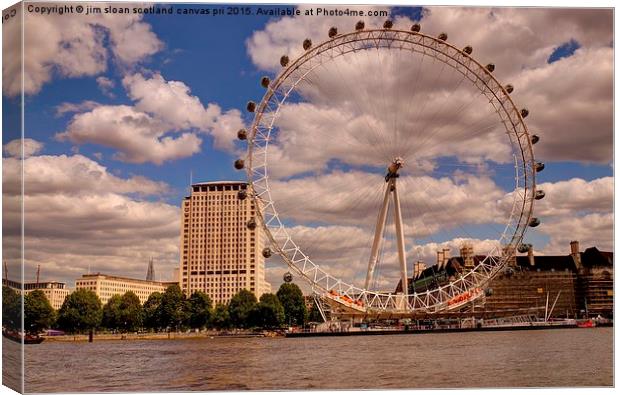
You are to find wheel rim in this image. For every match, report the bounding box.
[246,27,537,314]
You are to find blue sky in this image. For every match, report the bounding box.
[2,4,613,288]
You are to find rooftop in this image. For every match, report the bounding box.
[78,273,173,286]
[191,180,246,186]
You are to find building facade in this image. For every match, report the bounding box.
[180,181,271,305]
[2,280,71,310]
[397,241,613,318]
[75,274,175,305]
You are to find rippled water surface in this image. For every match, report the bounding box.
[15,327,613,392]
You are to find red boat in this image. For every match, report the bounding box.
[577,320,596,328]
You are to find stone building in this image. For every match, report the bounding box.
[396,241,613,318]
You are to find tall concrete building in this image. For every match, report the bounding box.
[180,181,271,304]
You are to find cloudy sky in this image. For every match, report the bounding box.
[2,3,613,292]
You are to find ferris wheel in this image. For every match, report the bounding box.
[236,20,545,315]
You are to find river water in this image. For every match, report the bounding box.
[5,327,613,392]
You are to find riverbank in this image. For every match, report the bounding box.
[287,320,613,338]
[40,320,612,342]
[43,330,280,342]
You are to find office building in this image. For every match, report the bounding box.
[2,280,70,310]
[75,273,176,305]
[180,181,271,304]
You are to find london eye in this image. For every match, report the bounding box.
[236,20,544,316]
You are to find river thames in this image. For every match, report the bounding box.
[5,327,612,391]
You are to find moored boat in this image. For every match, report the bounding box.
[2,329,45,344]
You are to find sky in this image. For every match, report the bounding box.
[1,3,613,293]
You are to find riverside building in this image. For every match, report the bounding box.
[2,279,70,310]
[75,273,176,305]
[180,181,271,305]
[397,241,613,318]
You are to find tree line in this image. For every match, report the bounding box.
[3,282,322,335]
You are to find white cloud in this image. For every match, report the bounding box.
[247,7,613,166]
[123,73,245,152]
[2,150,180,284]
[497,176,613,255]
[264,221,504,292]
[246,5,390,71]
[405,7,612,77]
[533,177,613,217]
[3,153,170,197]
[56,105,203,165]
[96,76,116,97]
[538,213,613,255]
[55,100,102,117]
[3,138,44,158]
[56,73,245,164]
[511,47,613,163]
[270,169,506,237]
[2,3,163,96]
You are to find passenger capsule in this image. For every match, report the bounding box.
[260,76,270,88]
[505,84,514,94]
[383,20,393,29]
[521,108,529,118]
[355,20,365,31]
[531,134,540,144]
[438,32,448,41]
[535,162,545,172]
[462,45,473,55]
[486,63,495,73]
[528,217,541,227]
[303,38,312,50]
[517,243,532,253]
[485,288,494,297]
[246,101,256,112]
[535,190,546,200]
[328,27,338,38]
[237,129,247,141]
[280,55,289,67]
[246,218,257,230]
[411,23,421,32]
[237,190,247,200]
[262,247,272,258]
[234,159,245,170]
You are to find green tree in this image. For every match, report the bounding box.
[24,290,55,334]
[210,303,231,330]
[119,291,143,332]
[158,285,188,331]
[143,292,163,331]
[249,293,285,329]
[57,289,102,333]
[2,286,22,331]
[102,294,123,330]
[228,289,257,328]
[277,283,307,326]
[308,300,324,323]
[188,291,212,330]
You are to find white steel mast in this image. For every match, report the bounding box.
[365,157,408,297]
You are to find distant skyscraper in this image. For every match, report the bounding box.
[180,181,271,304]
[146,257,155,281]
